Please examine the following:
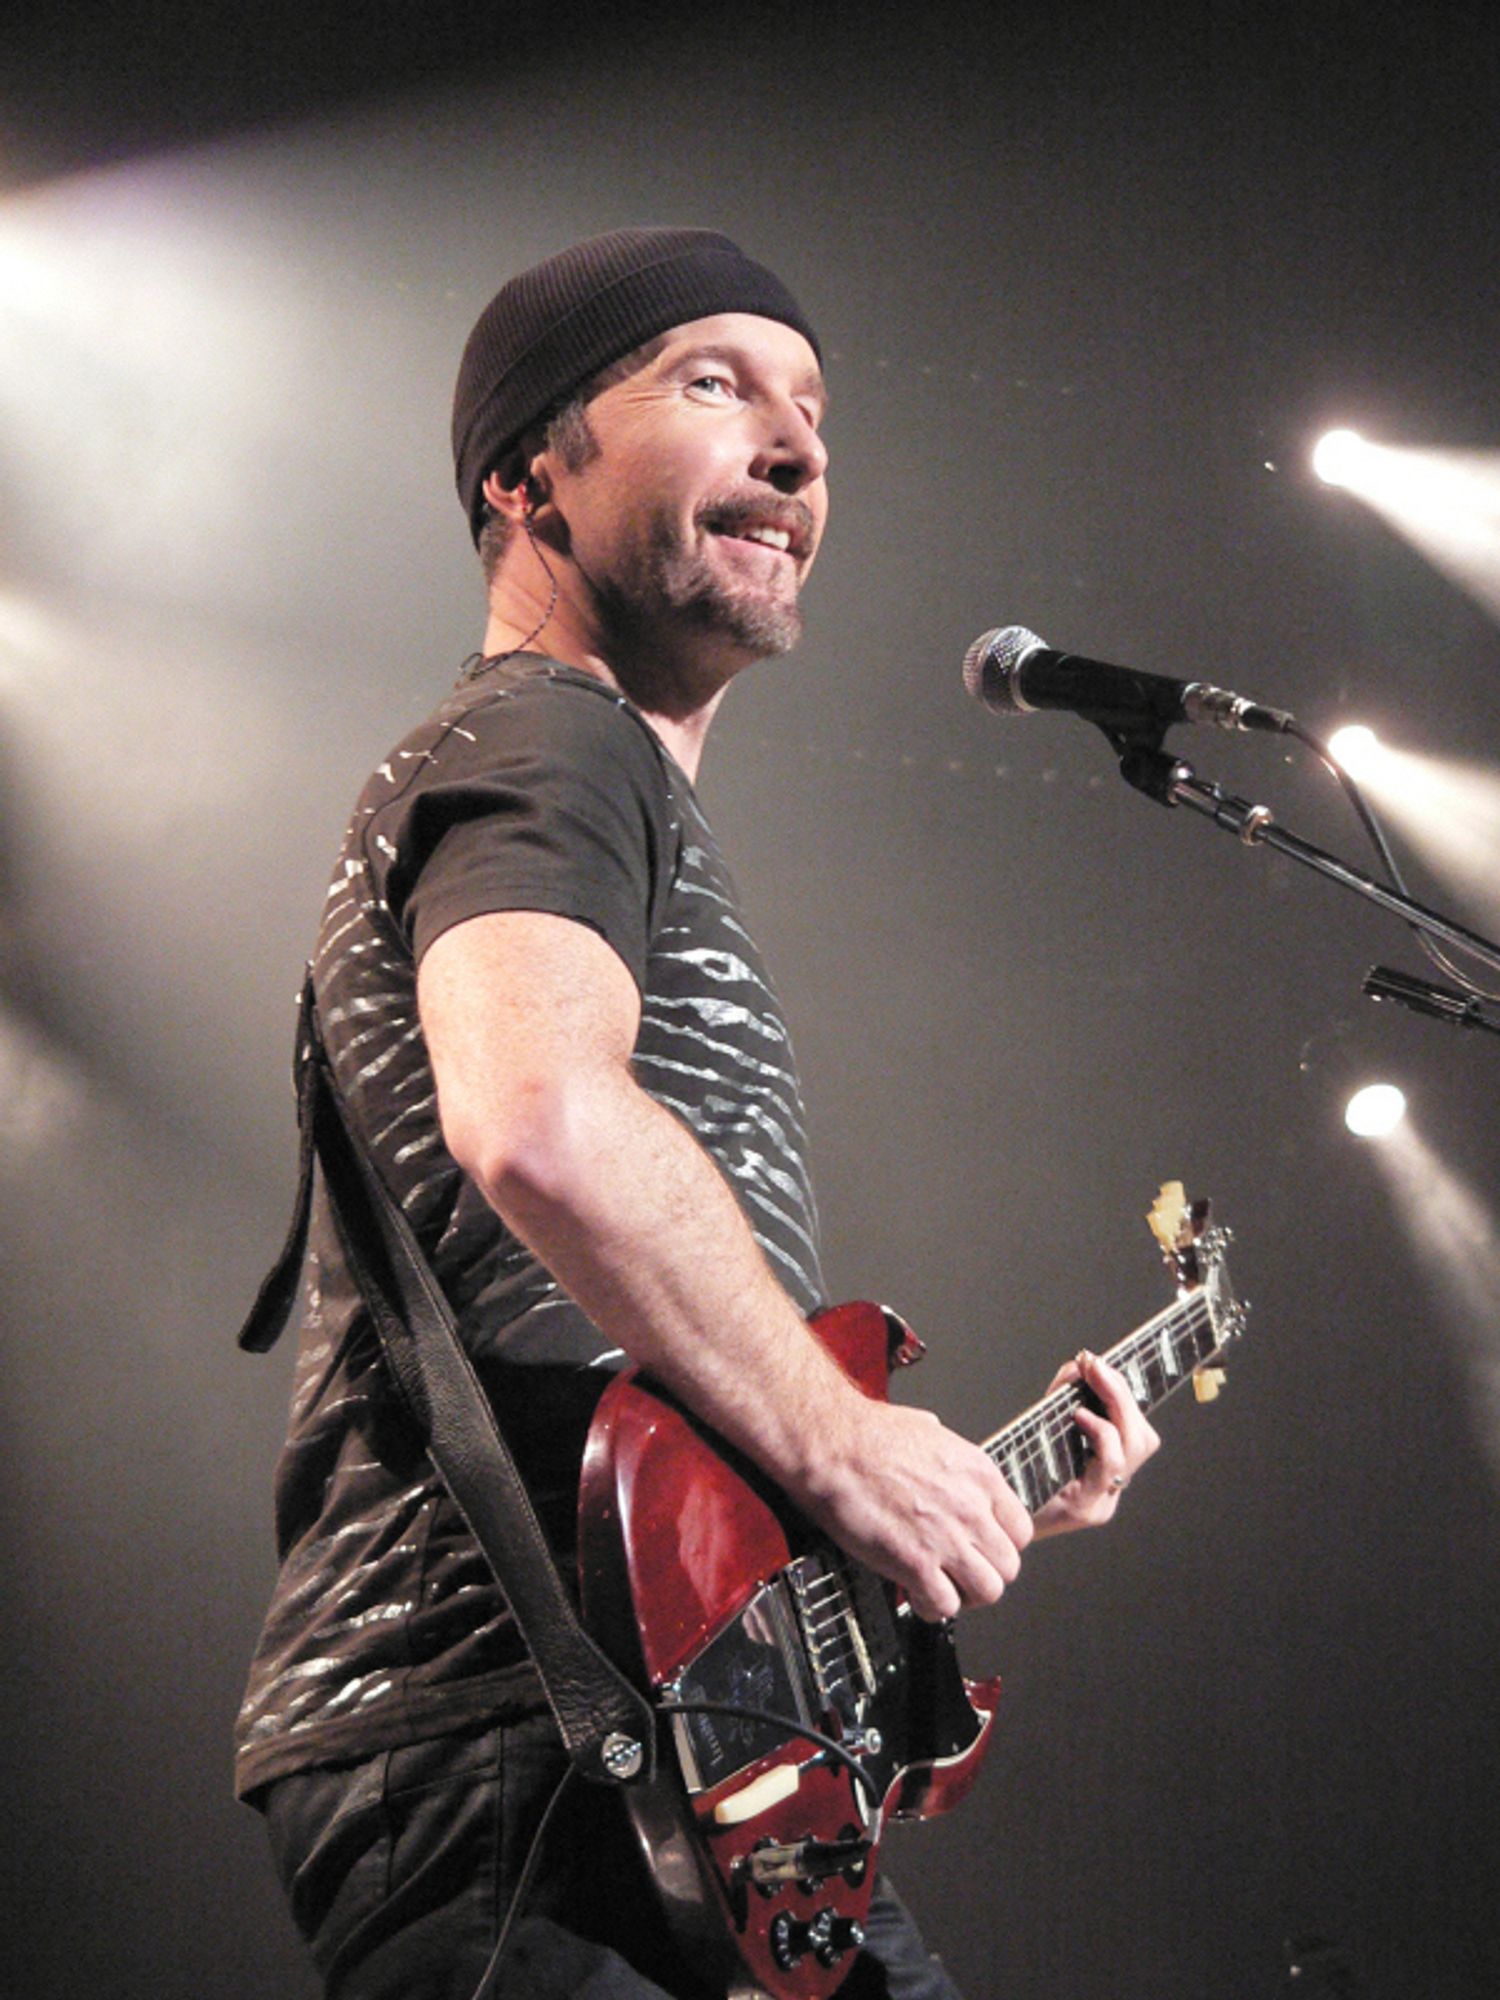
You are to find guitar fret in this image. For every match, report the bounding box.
[1122,1351,1148,1407]
[1138,1346,1167,1407]
[984,1287,1226,1516]
[1007,1421,1059,1514]
[1063,1424,1085,1482]
[1037,1424,1061,1486]
[999,1445,1030,1506]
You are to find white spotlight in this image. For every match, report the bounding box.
[1328,724,1383,781]
[1345,1082,1407,1138]
[1313,428,1371,488]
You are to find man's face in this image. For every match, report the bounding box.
[539,312,829,674]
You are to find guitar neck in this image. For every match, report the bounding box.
[983,1287,1221,1515]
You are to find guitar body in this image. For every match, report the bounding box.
[575,1195,1246,1999]
[578,1300,1000,2000]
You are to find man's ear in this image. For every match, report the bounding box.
[481,461,534,525]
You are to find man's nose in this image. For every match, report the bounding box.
[750,400,829,494]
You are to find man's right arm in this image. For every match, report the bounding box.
[417,906,1033,1623]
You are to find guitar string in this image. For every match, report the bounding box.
[988,1297,1216,1501]
[794,1565,866,1689]
[807,1603,865,1681]
[994,1326,1215,1498]
[776,1296,1223,1698]
[994,1296,1214,1457]
[993,1295,1215,1464]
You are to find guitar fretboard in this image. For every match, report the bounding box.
[983,1288,1221,1515]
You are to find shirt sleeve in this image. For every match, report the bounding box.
[366,674,680,992]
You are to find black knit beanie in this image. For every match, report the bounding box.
[451,226,822,544]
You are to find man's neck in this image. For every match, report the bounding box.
[482,591,729,785]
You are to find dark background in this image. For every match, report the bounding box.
[4,4,1498,1995]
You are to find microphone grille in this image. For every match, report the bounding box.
[961,626,1045,714]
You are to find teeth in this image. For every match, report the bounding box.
[739,526,792,551]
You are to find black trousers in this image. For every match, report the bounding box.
[259,1713,966,1999]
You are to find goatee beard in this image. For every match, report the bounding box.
[594,501,809,712]
[649,516,805,657]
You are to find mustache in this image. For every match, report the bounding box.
[697,493,818,559]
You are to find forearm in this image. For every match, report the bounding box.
[474,1066,860,1502]
[471,1068,1048,1617]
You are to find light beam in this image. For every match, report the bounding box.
[1367,1120,1500,1492]
[1324,728,1500,933]
[1312,432,1500,625]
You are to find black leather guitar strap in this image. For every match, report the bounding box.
[237,976,656,1788]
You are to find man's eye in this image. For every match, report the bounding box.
[688,374,735,399]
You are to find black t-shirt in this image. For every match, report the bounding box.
[235,658,824,1796]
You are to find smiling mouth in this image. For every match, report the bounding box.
[702,504,813,562]
[724,523,794,554]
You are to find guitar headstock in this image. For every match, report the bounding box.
[1146,1180,1242,1400]
[1145,1180,1211,1286]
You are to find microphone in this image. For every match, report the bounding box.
[962,626,1294,738]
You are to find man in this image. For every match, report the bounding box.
[236,227,1158,1999]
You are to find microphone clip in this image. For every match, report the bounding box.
[1116,742,1193,806]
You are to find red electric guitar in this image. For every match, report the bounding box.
[578,1184,1247,1999]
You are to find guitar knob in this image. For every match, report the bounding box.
[770,1912,809,1971]
[770,1908,865,1971]
[810,1908,865,1967]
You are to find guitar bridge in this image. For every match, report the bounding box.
[787,1553,880,1716]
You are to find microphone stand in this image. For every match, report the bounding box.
[1115,742,1500,986]
[1362,963,1500,1039]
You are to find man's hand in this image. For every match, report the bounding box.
[1031,1348,1161,1537]
[785,1345,1159,1618]
[789,1396,1033,1624]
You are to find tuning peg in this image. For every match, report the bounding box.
[1192,1367,1227,1402]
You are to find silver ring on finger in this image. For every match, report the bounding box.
[1109,1473,1129,1491]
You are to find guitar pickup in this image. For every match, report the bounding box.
[741,1834,872,1889]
